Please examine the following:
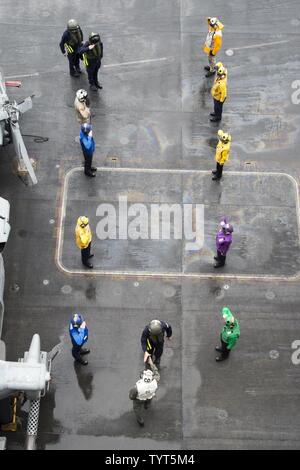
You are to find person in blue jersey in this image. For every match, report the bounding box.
[69,314,90,365]
[79,123,97,177]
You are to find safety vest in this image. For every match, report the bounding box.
[136,379,158,401]
[83,43,102,66]
[65,29,83,54]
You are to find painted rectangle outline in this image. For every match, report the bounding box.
[56,167,300,282]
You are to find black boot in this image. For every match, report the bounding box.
[215,355,228,362]
[90,84,98,92]
[212,175,221,181]
[204,65,210,71]
[85,171,96,177]
[80,348,90,355]
[212,170,217,174]
[83,262,93,269]
[70,71,80,77]
[205,70,216,77]
[76,357,88,365]
[88,254,94,259]
[136,416,144,427]
[210,116,221,122]
[214,262,224,268]
[91,167,97,172]
[95,82,103,89]
[215,346,222,352]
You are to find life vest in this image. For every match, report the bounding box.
[83,43,102,66]
[65,29,83,54]
[136,378,158,401]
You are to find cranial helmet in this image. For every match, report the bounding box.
[71,313,83,328]
[217,64,227,77]
[220,216,233,234]
[78,216,89,228]
[76,89,88,102]
[81,123,92,134]
[225,223,234,234]
[67,19,79,31]
[142,369,154,383]
[209,17,218,27]
[218,129,231,144]
[220,216,228,227]
[149,320,162,336]
[222,307,234,325]
[89,32,100,44]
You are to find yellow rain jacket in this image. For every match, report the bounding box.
[215,139,231,165]
[211,75,227,102]
[203,18,224,56]
[75,218,92,249]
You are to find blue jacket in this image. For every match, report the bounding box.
[141,321,172,352]
[69,323,89,348]
[80,130,95,158]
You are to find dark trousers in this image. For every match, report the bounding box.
[219,336,230,359]
[68,53,80,74]
[147,342,164,364]
[216,250,226,266]
[133,399,152,421]
[81,242,91,266]
[72,344,83,361]
[213,99,224,119]
[83,152,93,175]
[215,162,224,179]
[87,60,101,85]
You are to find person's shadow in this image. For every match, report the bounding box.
[73,362,94,401]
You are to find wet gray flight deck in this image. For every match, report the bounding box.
[1,0,300,450]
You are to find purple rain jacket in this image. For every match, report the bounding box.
[216,229,232,256]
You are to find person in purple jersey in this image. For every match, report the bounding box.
[214,216,233,268]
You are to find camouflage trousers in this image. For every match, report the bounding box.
[208,53,216,72]
[133,398,152,421]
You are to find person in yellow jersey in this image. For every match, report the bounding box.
[75,216,93,268]
[210,63,227,122]
[203,17,224,77]
[212,130,231,180]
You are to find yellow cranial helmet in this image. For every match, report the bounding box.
[218,130,231,143]
[78,216,89,228]
[217,64,227,76]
